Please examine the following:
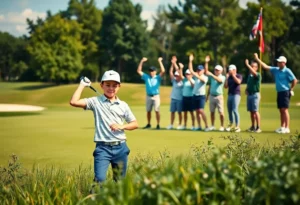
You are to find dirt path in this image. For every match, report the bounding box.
[0,104,45,112]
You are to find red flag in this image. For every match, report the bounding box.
[258,13,264,53]
[250,11,264,53]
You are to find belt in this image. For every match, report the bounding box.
[147,94,158,97]
[97,141,125,146]
[249,92,259,95]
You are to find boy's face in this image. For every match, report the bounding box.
[101,81,120,99]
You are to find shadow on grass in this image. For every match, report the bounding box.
[16,84,57,90]
[0,112,42,117]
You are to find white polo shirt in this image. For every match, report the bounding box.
[85,95,136,142]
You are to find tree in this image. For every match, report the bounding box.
[63,0,103,81]
[0,32,29,81]
[99,0,149,82]
[168,0,241,66]
[27,14,84,83]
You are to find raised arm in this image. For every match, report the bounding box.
[137,57,148,76]
[204,55,210,73]
[245,59,257,76]
[158,57,165,77]
[188,54,197,76]
[178,62,184,80]
[254,53,271,70]
[70,77,91,108]
[169,56,177,80]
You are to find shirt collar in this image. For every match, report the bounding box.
[100,95,120,104]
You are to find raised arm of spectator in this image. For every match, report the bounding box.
[158,57,165,77]
[245,59,257,77]
[254,53,271,70]
[189,54,206,83]
[204,55,210,74]
[169,59,174,80]
[178,62,185,80]
[137,57,147,76]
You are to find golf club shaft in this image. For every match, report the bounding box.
[89,85,102,96]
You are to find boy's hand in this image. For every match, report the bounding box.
[80,76,91,87]
[254,53,259,60]
[189,54,194,62]
[110,124,124,131]
[158,57,163,62]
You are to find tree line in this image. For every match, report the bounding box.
[0,0,299,84]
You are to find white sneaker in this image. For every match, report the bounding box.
[191,126,195,130]
[219,127,225,131]
[283,128,290,134]
[226,124,233,132]
[275,127,285,133]
[234,127,241,133]
[209,126,216,131]
[204,127,210,132]
[167,125,173,130]
[177,125,184,130]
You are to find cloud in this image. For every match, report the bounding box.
[0,8,46,36]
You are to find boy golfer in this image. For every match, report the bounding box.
[70,70,138,183]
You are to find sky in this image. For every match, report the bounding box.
[0,0,287,37]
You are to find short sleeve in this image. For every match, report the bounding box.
[270,67,277,75]
[123,103,136,123]
[84,97,96,111]
[287,69,296,82]
[141,73,148,81]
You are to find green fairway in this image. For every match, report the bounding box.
[0,82,299,169]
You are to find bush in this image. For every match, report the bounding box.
[0,133,300,204]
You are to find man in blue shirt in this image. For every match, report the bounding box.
[254,53,298,134]
[137,57,165,129]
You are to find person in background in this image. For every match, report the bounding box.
[205,57,226,131]
[137,57,165,130]
[245,59,262,133]
[254,53,297,134]
[179,63,196,130]
[167,56,184,130]
[224,64,243,132]
[188,54,210,131]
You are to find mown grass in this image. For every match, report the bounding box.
[0,82,300,169]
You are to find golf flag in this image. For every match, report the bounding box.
[249,10,264,52]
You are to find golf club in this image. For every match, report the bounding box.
[80,76,102,95]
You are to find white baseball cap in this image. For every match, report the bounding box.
[228,64,237,71]
[174,71,179,76]
[276,56,287,63]
[185,69,191,74]
[214,65,223,71]
[101,70,121,83]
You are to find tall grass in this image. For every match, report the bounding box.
[1,133,300,204]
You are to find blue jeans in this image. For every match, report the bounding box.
[93,142,130,182]
[227,94,241,126]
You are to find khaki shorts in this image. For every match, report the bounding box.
[146,95,160,112]
[209,95,224,113]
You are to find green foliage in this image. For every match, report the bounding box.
[168,0,241,65]
[99,0,149,81]
[1,134,300,204]
[0,32,29,81]
[27,14,85,83]
[64,0,103,81]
